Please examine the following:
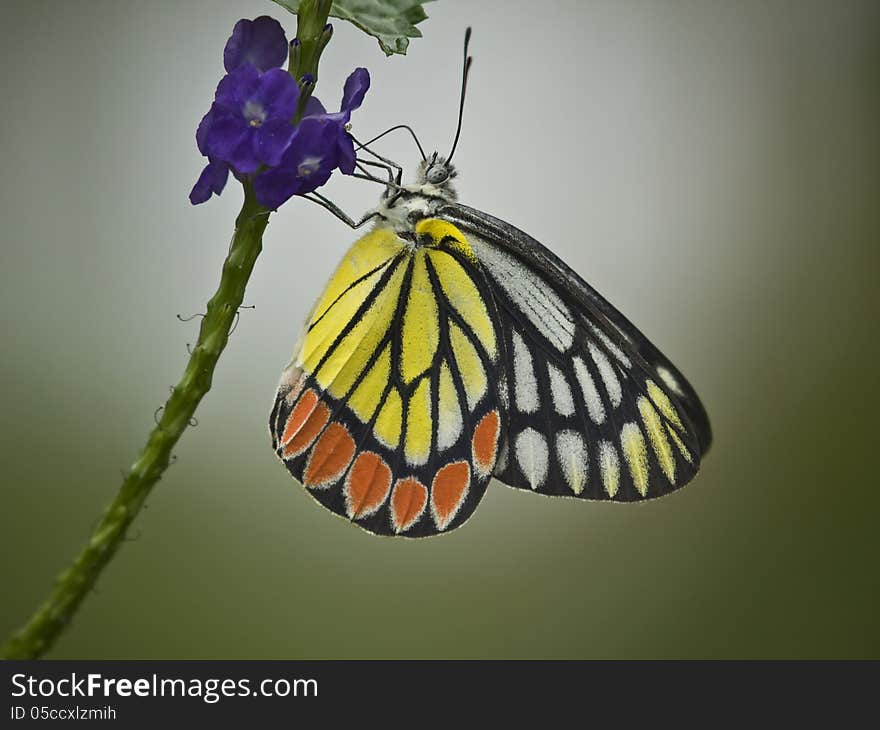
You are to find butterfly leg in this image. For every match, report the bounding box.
[356,158,396,186]
[352,160,406,200]
[351,135,404,186]
[302,192,379,229]
[372,153,403,186]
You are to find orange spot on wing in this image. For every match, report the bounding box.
[345,452,392,519]
[390,478,428,533]
[472,410,500,477]
[431,461,470,531]
[281,388,319,443]
[303,423,356,488]
[282,390,330,459]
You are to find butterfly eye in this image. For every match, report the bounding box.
[426,166,449,184]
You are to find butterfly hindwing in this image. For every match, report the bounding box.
[441,203,710,502]
[270,225,505,536]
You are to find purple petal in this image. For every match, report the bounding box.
[340,68,370,113]
[224,16,288,73]
[286,116,340,168]
[255,68,300,119]
[203,111,249,160]
[195,104,218,156]
[286,120,339,192]
[336,133,357,175]
[206,117,261,175]
[253,166,303,209]
[228,131,262,174]
[214,65,261,111]
[297,165,334,195]
[257,118,296,167]
[189,159,230,204]
[303,95,327,118]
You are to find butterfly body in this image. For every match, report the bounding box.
[270,155,711,537]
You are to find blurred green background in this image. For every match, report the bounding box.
[1,0,878,658]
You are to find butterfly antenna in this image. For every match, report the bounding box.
[447,27,473,164]
[356,124,427,161]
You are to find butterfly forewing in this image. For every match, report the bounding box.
[440,203,710,502]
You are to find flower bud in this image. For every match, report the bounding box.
[318,23,333,52]
[288,38,301,77]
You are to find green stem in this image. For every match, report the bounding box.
[2,1,335,661]
[1,185,269,659]
[290,0,333,119]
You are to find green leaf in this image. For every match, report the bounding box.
[273,0,433,56]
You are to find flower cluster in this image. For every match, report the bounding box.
[190,16,369,209]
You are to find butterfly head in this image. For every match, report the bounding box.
[414,152,457,199]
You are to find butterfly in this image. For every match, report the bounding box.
[269,30,711,538]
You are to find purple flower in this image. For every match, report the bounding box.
[190,17,371,209]
[201,65,300,175]
[190,105,230,204]
[254,68,370,209]
[224,16,288,73]
[189,159,230,204]
[337,67,371,122]
[313,66,370,173]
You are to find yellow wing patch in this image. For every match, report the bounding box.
[620,423,649,497]
[310,227,405,324]
[400,253,439,383]
[347,345,391,423]
[299,267,383,368]
[637,396,675,482]
[448,322,486,409]
[299,226,406,394]
[645,379,692,462]
[646,379,683,431]
[305,264,402,392]
[429,249,496,358]
[415,218,476,262]
[404,378,432,466]
[374,388,402,449]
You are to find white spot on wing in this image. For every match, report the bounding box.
[436,402,462,452]
[512,331,539,413]
[574,357,605,424]
[588,341,622,408]
[515,428,549,489]
[599,440,620,497]
[555,430,588,495]
[470,236,576,351]
[589,324,632,368]
[548,363,574,416]
[657,365,684,396]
